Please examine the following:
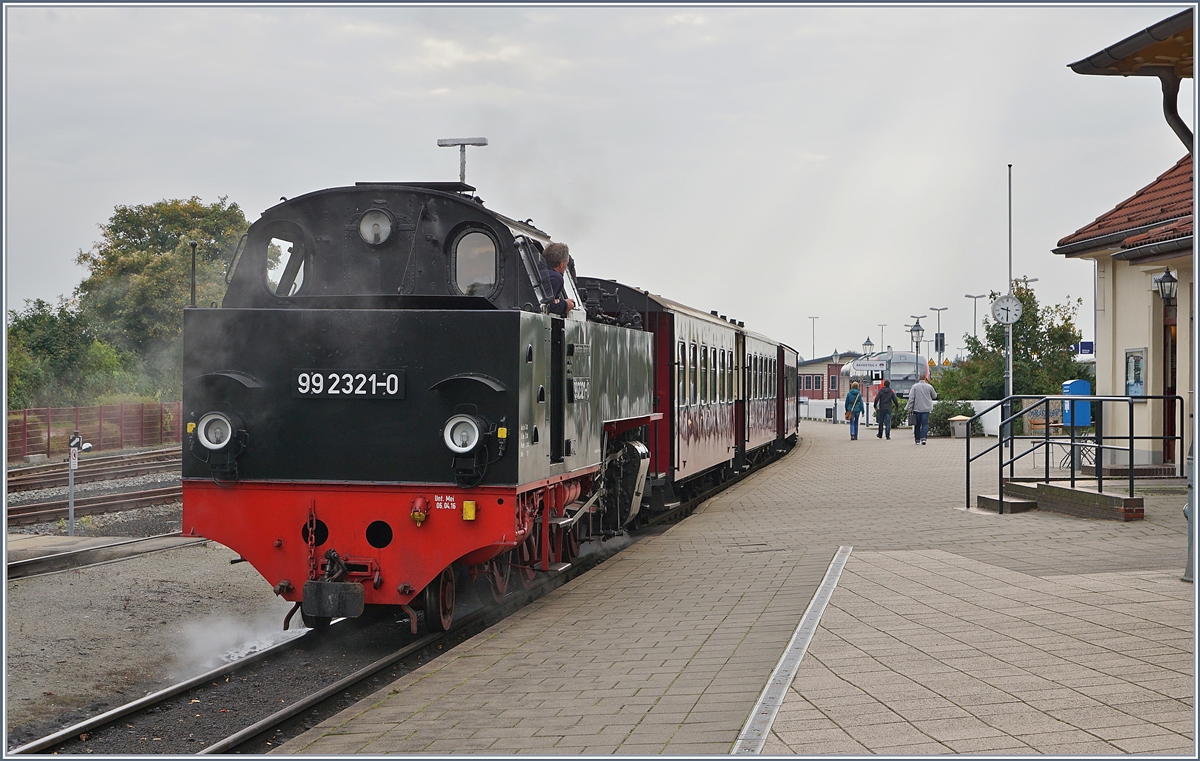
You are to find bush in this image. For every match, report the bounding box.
[929,400,983,437]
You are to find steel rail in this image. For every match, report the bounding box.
[13,535,623,755]
[6,485,183,526]
[7,458,181,492]
[7,628,312,754]
[7,448,178,480]
[202,543,619,754]
[6,532,208,579]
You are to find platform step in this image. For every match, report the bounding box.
[547,562,571,573]
[976,494,1037,513]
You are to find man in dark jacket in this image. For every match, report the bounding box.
[539,242,576,317]
[873,379,898,440]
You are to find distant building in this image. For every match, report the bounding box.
[797,352,860,401]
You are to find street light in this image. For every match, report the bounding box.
[878,324,886,350]
[929,306,947,365]
[909,315,926,353]
[862,336,874,356]
[437,137,489,183]
[809,316,818,359]
[1020,275,1039,289]
[1155,268,1178,305]
[907,314,926,350]
[965,294,985,338]
[831,349,841,400]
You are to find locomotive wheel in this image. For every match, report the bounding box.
[301,612,331,630]
[486,556,511,603]
[516,534,538,589]
[423,567,455,632]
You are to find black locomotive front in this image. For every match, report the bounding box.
[182,182,655,629]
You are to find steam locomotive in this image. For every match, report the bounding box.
[182,180,798,632]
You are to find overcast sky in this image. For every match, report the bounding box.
[4,3,1194,361]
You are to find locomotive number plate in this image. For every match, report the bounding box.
[292,369,405,398]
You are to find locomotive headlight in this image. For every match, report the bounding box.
[197,412,234,451]
[443,414,483,454]
[358,209,392,246]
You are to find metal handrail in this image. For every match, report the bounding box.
[965,394,1185,511]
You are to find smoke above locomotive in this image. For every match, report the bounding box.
[182,180,796,633]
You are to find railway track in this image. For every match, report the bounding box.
[6,485,183,526]
[11,542,618,755]
[7,449,180,492]
[6,533,207,579]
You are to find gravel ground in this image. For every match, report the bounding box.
[5,521,293,744]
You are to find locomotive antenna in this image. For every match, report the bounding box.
[437,137,488,183]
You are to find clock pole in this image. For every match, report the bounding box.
[1005,164,1014,483]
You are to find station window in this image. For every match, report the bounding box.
[700,346,709,404]
[689,343,698,405]
[829,373,838,392]
[814,374,822,391]
[804,374,812,390]
[267,237,306,296]
[677,341,687,406]
[452,230,498,296]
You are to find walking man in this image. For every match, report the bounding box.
[908,373,938,445]
[873,379,898,440]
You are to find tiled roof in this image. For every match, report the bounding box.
[1056,154,1193,252]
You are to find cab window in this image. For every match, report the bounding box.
[453,230,497,296]
[267,237,306,296]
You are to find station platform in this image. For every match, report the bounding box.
[273,421,1194,755]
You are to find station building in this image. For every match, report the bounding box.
[1052,9,1193,467]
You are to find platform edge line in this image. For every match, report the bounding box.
[730,545,853,755]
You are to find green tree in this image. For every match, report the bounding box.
[6,299,135,408]
[74,197,248,397]
[935,282,1093,401]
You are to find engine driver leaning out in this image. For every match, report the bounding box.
[540,242,576,316]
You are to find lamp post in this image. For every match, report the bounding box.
[878,324,886,350]
[909,316,926,355]
[809,316,818,359]
[965,294,985,339]
[862,336,874,356]
[437,137,489,183]
[831,349,841,401]
[929,306,947,365]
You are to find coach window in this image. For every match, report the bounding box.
[677,342,687,406]
[452,230,497,296]
[689,343,698,405]
[716,350,725,403]
[267,237,306,296]
[700,347,709,404]
[771,359,777,397]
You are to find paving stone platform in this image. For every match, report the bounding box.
[274,421,1194,755]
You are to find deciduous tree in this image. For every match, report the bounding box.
[935,283,1093,401]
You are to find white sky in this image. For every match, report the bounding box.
[4,3,1195,361]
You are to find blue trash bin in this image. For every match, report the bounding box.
[1062,379,1091,427]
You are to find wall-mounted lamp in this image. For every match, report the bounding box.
[1154,268,1178,306]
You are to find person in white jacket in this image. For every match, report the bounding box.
[908,375,937,445]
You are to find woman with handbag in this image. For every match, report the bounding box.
[844,381,866,440]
